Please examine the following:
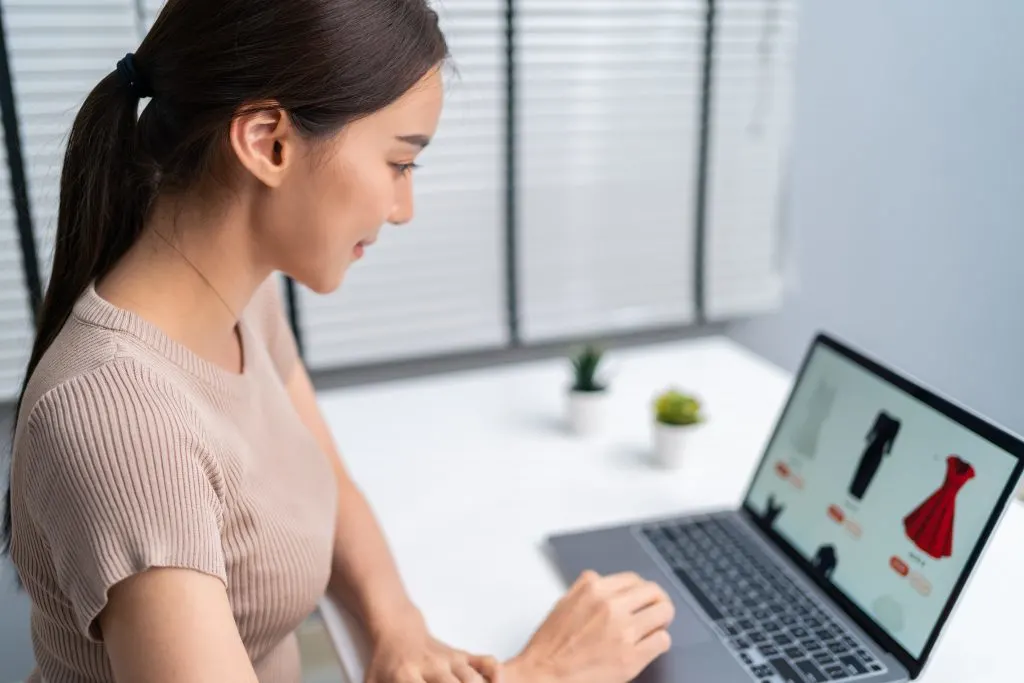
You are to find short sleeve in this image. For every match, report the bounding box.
[21,363,227,642]
[247,275,301,382]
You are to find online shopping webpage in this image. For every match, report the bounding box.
[746,345,1017,658]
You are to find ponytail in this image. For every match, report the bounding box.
[2,60,156,554]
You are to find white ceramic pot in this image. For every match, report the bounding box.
[654,422,695,468]
[567,390,608,436]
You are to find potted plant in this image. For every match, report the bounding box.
[653,388,704,467]
[567,345,609,436]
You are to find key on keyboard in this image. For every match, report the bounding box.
[640,516,885,682]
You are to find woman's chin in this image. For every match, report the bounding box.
[289,262,351,296]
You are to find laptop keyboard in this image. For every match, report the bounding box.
[640,516,886,683]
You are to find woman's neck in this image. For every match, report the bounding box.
[96,195,271,374]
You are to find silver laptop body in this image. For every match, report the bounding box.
[548,333,1024,683]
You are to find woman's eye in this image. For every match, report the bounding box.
[391,162,420,176]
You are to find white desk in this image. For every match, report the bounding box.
[316,336,1023,683]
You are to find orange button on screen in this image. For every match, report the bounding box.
[910,574,932,596]
[827,505,845,523]
[890,556,909,577]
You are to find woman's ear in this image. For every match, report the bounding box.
[229,104,295,188]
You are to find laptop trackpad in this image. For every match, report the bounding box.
[637,607,750,683]
[671,602,714,646]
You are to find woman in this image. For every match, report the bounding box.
[1,1,675,682]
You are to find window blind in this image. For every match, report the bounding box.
[0,121,34,399]
[298,0,508,370]
[3,0,139,284]
[703,0,797,319]
[514,0,704,342]
[0,0,800,385]
[139,0,161,30]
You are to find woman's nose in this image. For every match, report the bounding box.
[387,187,415,226]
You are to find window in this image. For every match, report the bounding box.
[704,0,797,319]
[515,0,705,341]
[0,0,798,396]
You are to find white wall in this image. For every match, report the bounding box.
[730,0,1024,435]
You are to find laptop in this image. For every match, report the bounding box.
[548,333,1024,683]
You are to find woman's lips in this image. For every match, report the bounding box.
[354,237,376,259]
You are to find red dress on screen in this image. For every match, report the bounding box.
[903,455,974,559]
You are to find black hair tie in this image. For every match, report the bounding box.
[116,53,153,99]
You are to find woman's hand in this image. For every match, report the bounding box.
[365,613,501,683]
[502,570,675,683]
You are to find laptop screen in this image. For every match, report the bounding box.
[743,341,1020,660]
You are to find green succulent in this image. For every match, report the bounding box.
[570,345,606,392]
[654,389,704,426]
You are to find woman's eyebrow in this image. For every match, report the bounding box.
[396,134,431,148]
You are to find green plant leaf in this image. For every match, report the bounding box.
[654,388,704,426]
[570,345,606,392]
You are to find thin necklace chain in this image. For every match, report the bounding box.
[151,229,239,322]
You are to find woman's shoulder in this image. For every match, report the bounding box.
[14,273,297,453]
[15,350,209,473]
[17,310,195,437]
[12,296,217,483]
[11,345,225,539]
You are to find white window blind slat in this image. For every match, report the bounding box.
[0,121,35,399]
[515,0,703,342]
[4,0,140,284]
[704,0,798,320]
[299,0,508,370]
[141,0,163,28]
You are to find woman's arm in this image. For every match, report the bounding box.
[20,366,258,682]
[101,568,259,682]
[285,362,424,641]
[287,364,503,682]
[283,364,674,683]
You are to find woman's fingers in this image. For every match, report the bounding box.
[588,571,646,596]
[634,628,673,667]
[425,669,461,683]
[452,660,487,683]
[466,655,501,682]
[631,599,676,642]
[616,579,672,614]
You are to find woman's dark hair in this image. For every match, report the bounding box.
[1,0,448,555]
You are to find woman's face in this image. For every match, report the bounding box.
[254,67,444,294]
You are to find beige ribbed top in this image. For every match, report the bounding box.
[9,277,338,682]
